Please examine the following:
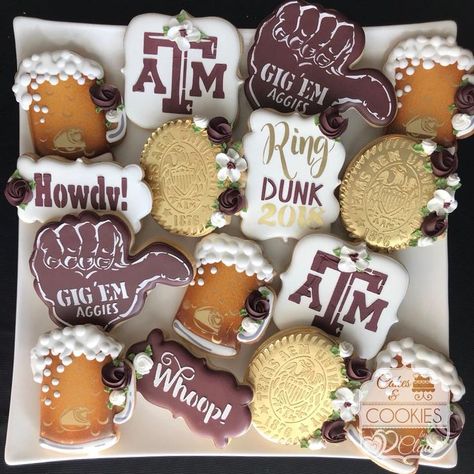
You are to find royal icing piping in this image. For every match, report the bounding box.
[194,233,273,281]
[375,338,465,402]
[12,50,104,111]
[31,324,123,384]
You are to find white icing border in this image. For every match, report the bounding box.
[113,361,136,425]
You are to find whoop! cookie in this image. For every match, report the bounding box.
[30,324,134,452]
[340,135,461,251]
[274,234,408,359]
[141,117,247,236]
[124,10,241,129]
[127,329,253,447]
[30,211,193,330]
[247,327,372,448]
[173,233,274,357]
[346,338,465,474]
[241,108,346,241]
[385,36,474,145]
[12,51,126,159]
[5,154,151,232]
[245,1,396,126]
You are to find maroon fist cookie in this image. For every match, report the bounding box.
[127,329,253,448]
[30,211,193,330]
[245,0,396,126]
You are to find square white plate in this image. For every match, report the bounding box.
[5,16,457,468]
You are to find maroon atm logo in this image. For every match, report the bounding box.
[288,251,389,335]
[133,32,227,114]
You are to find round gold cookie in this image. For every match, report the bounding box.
[340,135,437,251]
[246,327,345,446]
[141,119,222,237]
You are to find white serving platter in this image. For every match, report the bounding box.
[5,15,457,468]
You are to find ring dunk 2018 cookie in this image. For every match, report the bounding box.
[340,135,461,251]
[141,116,247,236]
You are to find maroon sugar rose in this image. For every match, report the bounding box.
[245,290,270,320]
[430,149,458,178]
[421,212,448,238]
[455,84,474,115]
[102,360,132,390]
[345,357,372,383]
[321,419,346,443]
[217,188,244,215]
[207,117,232,144]
[434,412,464,440]
[4,178,33,207]
[89,83,122,111]
[318,107,348,140]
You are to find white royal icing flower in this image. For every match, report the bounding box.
[417,236,436,247]
[462,74,474,85]
[446,173,461,188]
[241,317,260,336]
[210,211,227,228]
[193,116,209,129]
[425,431,447,452]
[452,113,474,137]
[427,189,458,216]
[106,109,121,123]
[109,389,127,407]
[339,341,354,359]
[133,352,154,376]
[421,139,437,156]
[332,387,362,422]
[308,437,326,450]
[166,18,202,51]
[216,148,247,183]
[337,244,370,273]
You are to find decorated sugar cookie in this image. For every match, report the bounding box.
[245,1,396,126]
[346,338,465,474]
[241,108,346,241]
[385,36,474,145]
[340,135,461,251]
[127,329,253,447]
[12,50,126,159]
[123,10,241,129]
[4,154,151,232]
[274,234,408,359]
[30,324,134,452]
[30,211,193,330]
[246,327,373,448]
[173,233,274,357]
[141,117,246,237]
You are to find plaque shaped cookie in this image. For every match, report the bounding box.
[245,1,396,126]
[30,211,193,330]
[124,10,241,129]
[340,135,462,251]
[127,329,253,447]
[241,108,346,241]
[274,234,409,359]
[6,154,152,232]
[384,36,474,146]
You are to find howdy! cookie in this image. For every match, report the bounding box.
[173,233,275,357]
[127,329,253,447]
[30,211,193,330]
[12,50,126,159]
[141,117,247,236]
[384,36,474,145]
[273,234,408,360]
[5,154,152,232]
[340,135,461,251]
[241,107,346,241]
[124,10,241,129]
[245,1,396,126]
[247,327,373,448]
[30,324,134,452]
[346,338,465,474]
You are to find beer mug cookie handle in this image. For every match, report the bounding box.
[112,360,136,425]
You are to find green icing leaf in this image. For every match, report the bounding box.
[95,106,102,113]
[259,288,270,298]
[451,183,462,191]
[409,239,419,247]
[448,103,457,112]
[346,380,362,390]
[423,162,433,173]
[107,401,114,410]
[127,352,135,362]
[412,143,423,153]
[193,124,203,133]
[117,103,125,111]
[229,181,240,190]
[240,309,248,317]
[411,229,423,239]
[136,373,143,380]
[18,203,27,210]
[313,429,322,438]
[420,438,428,447]
[144,344,153,357]
[11,169,22,179]
[329,390,337,400]
[328,411,341,421]
[217,180,226,189]
[333,247,342,257]
[29,180,36,190]
[112,359,121,367]
[176,10,187,23]
[232,141,242,152]
[300,439,309,449]
[435,178,447,189]
[199,31,209,41]
[421,206,430,217]
[313,115,320,126]
[163,25,170,34]
[96,78,104,86]
[330,345,340,356]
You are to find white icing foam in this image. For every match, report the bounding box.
[31,324,123,384]
[384,36,474,83]
[194,233,274,281]
[12,50,104,111]
[376,338,465,401]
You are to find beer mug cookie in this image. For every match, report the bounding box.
[12,50,127,160]
[30,324,135,452]
[141,117,247,237]
[340,135,461,251]
[241,107,346,241]
[384,36,474,145]
[346,338,465,474]
[247,327,373,449]
[173,233,275,357]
